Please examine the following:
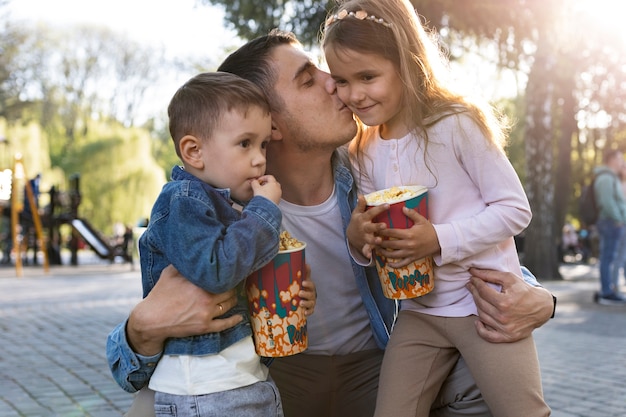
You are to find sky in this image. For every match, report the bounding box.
[3,0,530,119]
[6,0,242,122]
[6,0,239,58]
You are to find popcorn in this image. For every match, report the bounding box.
[365,186,426,205]
[279,230,305,252]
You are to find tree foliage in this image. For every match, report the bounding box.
[204,0,626,279]
[202,0,333,45]
[0,17,179,237]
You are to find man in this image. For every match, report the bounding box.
[594,148,626,304]
[106,30,555,416]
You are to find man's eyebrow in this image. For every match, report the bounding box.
[292,60,315,82]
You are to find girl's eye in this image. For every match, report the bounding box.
[334,79,347,86]
[240,139,251,148]
[261,140,270,149]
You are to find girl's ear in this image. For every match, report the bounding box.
[179,135,204,169]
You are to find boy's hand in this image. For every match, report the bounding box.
[251,174,282,205]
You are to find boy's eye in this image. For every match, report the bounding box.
[261,140,269,149]
[240,139,251,148]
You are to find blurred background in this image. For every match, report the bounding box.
[0,0,624,279]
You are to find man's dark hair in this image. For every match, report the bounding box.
[217,29,299,112]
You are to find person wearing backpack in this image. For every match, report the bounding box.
[594,148,626,305]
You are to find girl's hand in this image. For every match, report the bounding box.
[299,264,316,316]
[346,195,388,258]
[376,206,440,268]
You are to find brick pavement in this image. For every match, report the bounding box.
[0,260,139,416]
[0,258,625,416]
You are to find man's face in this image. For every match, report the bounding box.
[269,43,357,152]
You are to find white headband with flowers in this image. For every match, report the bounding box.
[325,10,393,29]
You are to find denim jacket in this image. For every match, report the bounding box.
[106,166,281,392]
[332,149,398,350]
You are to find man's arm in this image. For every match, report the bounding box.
[466,267,554,343]
[106,265,243,392]
[106,264,317,392]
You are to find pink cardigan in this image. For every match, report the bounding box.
[349,113,531,317]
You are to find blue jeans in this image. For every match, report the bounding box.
[597,218,625,297]
[154,379,283,417]
[612,226,626,292]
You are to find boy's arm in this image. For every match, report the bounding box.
[466,267,554,343]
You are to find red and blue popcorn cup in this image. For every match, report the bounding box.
[365,185,434,299]
[246,235,308,357]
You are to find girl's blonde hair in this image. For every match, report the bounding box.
[321,0,510,157]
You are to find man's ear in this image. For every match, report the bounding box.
[270,116,283,141]
[179,135,204,169]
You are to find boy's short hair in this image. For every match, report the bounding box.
[167,72,271,158]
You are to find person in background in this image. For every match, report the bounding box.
[594,148,626,304]
[561,222,581,262]
[107,30,557,417]
[607,163,626,296]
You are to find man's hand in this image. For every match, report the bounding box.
[467,267,553,343]
[127,265,243,356]
[299,264,316,316]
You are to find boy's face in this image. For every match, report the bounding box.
[199,106,272,202]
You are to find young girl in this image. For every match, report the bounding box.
[322,0,550,416]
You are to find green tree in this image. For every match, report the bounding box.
[202,0,332,46]
[0,19,177,236]
[415,0,626,278]
[204,0,626,278]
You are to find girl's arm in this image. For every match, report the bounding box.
[377,115,530,267]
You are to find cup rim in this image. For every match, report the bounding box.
[365,185,428,206]
[278,242,307,254]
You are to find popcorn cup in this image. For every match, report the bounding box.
[365,186,434,299]
[245,244,308,357]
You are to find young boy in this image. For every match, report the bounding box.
[139,72,284,415]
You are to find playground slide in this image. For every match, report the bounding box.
[71,218,114,259]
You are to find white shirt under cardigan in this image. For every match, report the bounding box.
[350,113,531,317]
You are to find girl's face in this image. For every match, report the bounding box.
[325,46,407,139]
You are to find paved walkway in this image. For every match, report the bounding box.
[0,256,625,416]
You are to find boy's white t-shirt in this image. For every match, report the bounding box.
[148,336,267,395]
